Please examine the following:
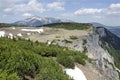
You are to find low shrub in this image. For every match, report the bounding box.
[74,55,86,65]
[57,54,75,69]
[70,36,78,40]
[63,39,72,43]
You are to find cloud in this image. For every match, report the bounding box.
[3,0,45,14]
[110,3,120,9]
[0,0,26,10]
[47,2,65,11]
[107,3,120,15]
[74,8,103,15]
[2,0,65,15]
[74,3,120,16]
[4,8,12,12]
[62,13,74,17]
[23,13,33,17]
[59,3,120,26]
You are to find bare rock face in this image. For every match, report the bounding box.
[85,27,119,80]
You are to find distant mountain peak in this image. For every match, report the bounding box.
[13,16,72,26]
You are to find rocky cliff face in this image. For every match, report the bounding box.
[85,27,120,80]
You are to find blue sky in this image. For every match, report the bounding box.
[0,0,120,26]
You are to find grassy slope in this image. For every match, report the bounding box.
[0,38,87,80]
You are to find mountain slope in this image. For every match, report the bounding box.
[13,16,72,26]
[0,38,87,80]
[96,27,120,50]
[0,22,120,80]
[107,27,120,37]
[95,27,120,70]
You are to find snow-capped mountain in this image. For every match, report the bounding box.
[13,16,72,26]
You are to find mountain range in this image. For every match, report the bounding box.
[13,16,120,37]
[13,16,120,38]
[13,16,72,26]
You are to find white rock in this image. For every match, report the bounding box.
[0,31,5,37]
[65,66,87,80]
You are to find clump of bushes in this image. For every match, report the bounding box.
[56,50,87,68]
[70,36,78,40]
[56,36,61,38]
[57,54,75,69]
[82,39,87,45]
[74,55,86,65]
[0,38,87,80]
[0,71,21,80]
[63,39,72,43]
[83,46,87,53]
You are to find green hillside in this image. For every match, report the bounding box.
[0,23,22,28]
[42,22,91,30]
[0,38,87,80]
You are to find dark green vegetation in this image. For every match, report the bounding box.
[0,23,13,27]
[62,39,73,43]
[82,39,87,45]
[0,38,87,80]
[107,47,120,69]
[69,36,78,40]
[57,54,75,69]
[0,23,22,27]
[42,22,91,30]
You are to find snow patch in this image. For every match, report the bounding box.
[65,66,87,80]
[47,41,51,45]
[0,31,5,37]
[21,28,44,33]
[27,33,31,35]
[8,33,13,39]
[17,33,22,37]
